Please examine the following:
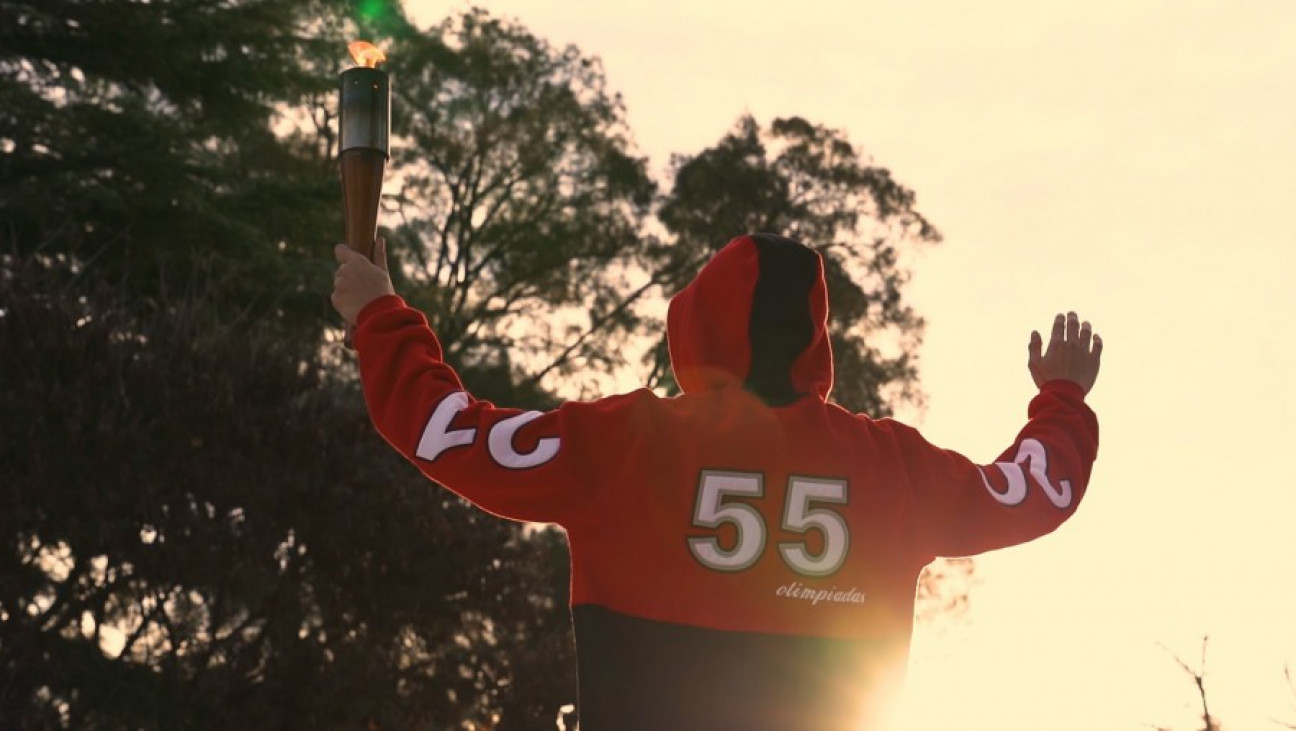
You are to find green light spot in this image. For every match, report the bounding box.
[357,0,386,23]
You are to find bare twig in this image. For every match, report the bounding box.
[1157,636,1218,731]
[1271,663,1296,729]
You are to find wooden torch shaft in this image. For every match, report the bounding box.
[340,148,385,347]
[340,148,386,261]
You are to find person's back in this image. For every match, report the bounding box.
[332,233,1102,729]
[558,386,934,730]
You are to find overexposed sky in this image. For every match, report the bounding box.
[407,2,1296,728]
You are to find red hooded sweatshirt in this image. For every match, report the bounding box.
[352,233,1099,730]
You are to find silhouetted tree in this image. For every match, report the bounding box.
[0,0,382,336]
[380,8,657,405]
[0,261,579,728]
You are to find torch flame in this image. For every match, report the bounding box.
[348,41,387,69]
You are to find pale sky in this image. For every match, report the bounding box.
[408,2,1296,728]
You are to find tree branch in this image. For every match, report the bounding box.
[1158,636,1217,731]
[522,260,684,387]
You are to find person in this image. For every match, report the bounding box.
[331,232,1101,730]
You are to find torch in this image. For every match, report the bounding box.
[339,40,390,346]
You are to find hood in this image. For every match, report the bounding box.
[667,233,833,405]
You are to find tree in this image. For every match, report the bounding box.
[0,0,357,336]
[0,260,578,729]
[381,8,658,405]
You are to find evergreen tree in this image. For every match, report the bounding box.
[0,0,359,336]
[0,262,576,728]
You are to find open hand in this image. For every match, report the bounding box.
[1028,312,1103,395]
[331,237,395,326]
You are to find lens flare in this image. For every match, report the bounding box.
[356,0,388,24]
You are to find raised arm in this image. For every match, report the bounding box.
[331,240,599,525]
[904,312,1103,557]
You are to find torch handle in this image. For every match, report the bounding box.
[341,148,386,258]
[340,148,387,348]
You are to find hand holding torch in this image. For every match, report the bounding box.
[339,41,390,346]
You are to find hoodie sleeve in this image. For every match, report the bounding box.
[351,295,601,526]
[894,380,1099,558]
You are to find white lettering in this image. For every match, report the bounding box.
[488,411,561,470]
[978,438,1073,509]
[414,392,562,471]
[416,392,476,462]
[1014,438,1073,508]
[979,462,1028,506]
[772,581,868,606]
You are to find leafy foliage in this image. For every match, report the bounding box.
[382,9,658,403]
[0,261,576,728]
[0,0,348,335]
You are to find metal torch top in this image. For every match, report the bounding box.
[339,66,390,156]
